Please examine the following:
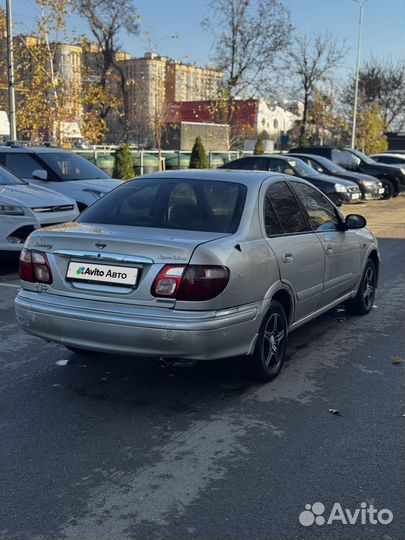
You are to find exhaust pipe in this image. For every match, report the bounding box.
[158,357,174,368]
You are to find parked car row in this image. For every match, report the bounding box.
[0,144,123,252]
[1,143,403,254]
[221,155,364,206]
[220,146,403,205]
[289,146,405,200]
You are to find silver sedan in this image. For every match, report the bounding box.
[15,170,380,381]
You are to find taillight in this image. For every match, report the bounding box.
[19,248,34,282]
[152,265,186,297]
[152,264,229,301]
[19,249,53,284]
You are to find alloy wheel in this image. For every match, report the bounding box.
[262,312,286,369]
[363,265,375,310]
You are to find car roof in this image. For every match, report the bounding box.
[234,154,294,161]
[370,153,405,158]
[289,152,323,160]
[139,168,284,187]
[0,145,71,154]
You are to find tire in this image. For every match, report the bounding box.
[346,258,377,315]
[250,300,288,382]
[380,179,394,200]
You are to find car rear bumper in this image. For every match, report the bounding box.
[15,290,262,360]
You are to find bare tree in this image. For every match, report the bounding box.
[203,0,292,96]
[343,58,405,131]
[284,32,347,145]
[74,0,140,141]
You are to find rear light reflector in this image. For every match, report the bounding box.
[19,248,34,282]
[152,264,229,301]
[152,265,186,297]
[19,249,53,284]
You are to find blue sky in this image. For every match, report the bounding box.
[12,0,405,79]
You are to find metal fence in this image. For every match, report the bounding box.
[73,147,244,176]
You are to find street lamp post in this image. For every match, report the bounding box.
[6,0,17,142]
[351,0,368,149]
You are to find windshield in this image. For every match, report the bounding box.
[287,159,316,178]
[78,178,247,234]
[0,165,25,186]
[347,148,376,164]
[38,152,111,181]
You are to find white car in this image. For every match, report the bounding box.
[0,164,79,251]
[0,146,123,212]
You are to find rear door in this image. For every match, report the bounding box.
[290,181,362,306]
[261,180,325,322]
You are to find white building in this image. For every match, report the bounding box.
[256,101,301,136]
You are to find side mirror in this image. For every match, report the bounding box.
[345,214,366,229]
[32,169,48,181]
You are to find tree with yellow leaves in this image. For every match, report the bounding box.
[356,102,388,154]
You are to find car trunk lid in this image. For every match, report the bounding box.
[25,222,229,307]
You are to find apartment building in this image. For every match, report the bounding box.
[165,61,223,103]
[119,53,223,145]
[0,36,84,140]
[121,53,167,144]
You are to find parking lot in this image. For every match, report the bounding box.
[0,197,404,540]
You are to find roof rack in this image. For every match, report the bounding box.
[1,140,54,148]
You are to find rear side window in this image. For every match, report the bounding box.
[226,158,268,171]
[379,156,403,164]
[265,181,308,234]
[78,178,247,234]
[267,158,289,173]
[264,197,282,236]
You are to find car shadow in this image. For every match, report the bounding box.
[51,305,348,410]
[0,251,20,278]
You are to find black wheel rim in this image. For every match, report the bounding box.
[262,313,286,370]
[363,265,376,309]
[382,182,393,199]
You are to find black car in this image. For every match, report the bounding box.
[221,155,362,205]
[289,146,405,199]
[288,153,384,200]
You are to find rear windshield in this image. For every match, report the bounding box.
[78,178,247,233]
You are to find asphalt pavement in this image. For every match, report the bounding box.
[0,239,403,540]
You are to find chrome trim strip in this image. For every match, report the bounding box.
[53,249,154,264]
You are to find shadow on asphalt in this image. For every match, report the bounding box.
[50,305,347,410]
[0,251,20,277]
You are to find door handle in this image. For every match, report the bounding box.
[282,251,293,263]
[325,244,333,254]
